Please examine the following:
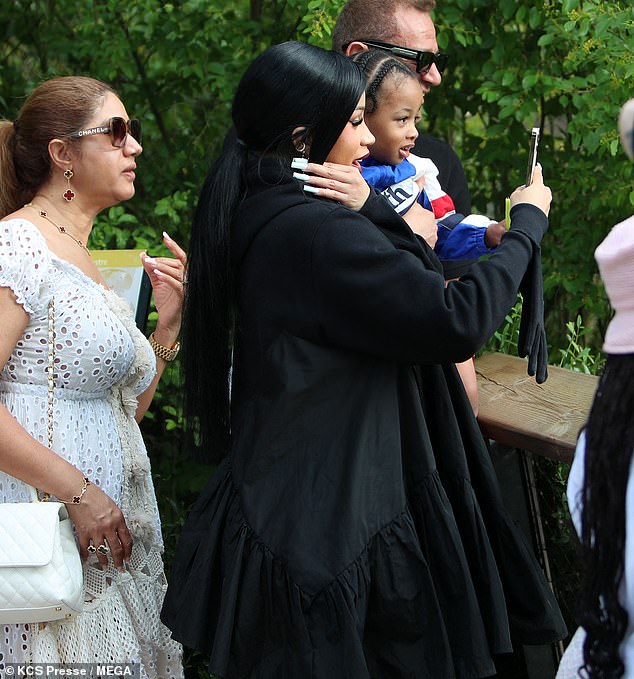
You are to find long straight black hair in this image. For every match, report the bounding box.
[579,353,634,677]
[182,41,366,463]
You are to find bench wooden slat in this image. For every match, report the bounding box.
[475,353,599,463]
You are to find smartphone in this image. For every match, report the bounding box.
[525,127,540,186]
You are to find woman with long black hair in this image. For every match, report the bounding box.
[557,97,634,679]
[162,41,566,679]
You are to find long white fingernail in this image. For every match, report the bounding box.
[303,185,319,194]
[163,231,172,241]
[293,172,310,181]
[144,256,157,265]
[291,158,308,169]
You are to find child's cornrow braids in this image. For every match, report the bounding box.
[351,50,415,113]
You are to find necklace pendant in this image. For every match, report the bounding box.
[59,226,66,233]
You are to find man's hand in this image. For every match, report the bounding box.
[403,202,438,248]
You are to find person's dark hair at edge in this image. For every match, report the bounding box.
[182,41,366,462]
[580,353,634,678]
[332,0,437,53]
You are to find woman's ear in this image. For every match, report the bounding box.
[291,126,312,156]
[48,138,73,173]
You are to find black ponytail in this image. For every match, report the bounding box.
[182,133,247,462]
[182,42,365,463]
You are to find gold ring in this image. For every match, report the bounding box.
[97,544,109,555]
[87,544,97,554]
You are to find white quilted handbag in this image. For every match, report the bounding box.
[0,298,84,623]
[0,494,84,623]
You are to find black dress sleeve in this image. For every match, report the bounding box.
[309,196,547,365]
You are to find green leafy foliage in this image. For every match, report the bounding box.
[484,298,522,356]
[557,315,605,375]
[484,303,604,377]
[430,0,634,352]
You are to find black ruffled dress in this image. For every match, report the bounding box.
[161,160,566,678]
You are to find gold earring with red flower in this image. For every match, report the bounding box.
[63,169,75,202]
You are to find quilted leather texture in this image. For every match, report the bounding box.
[0,502,84,623]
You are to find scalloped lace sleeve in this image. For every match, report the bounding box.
[0,218,50,315]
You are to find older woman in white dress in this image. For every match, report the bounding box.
[0,76,184,676]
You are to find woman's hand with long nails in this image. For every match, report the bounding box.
[293,160,371,211]
[140,233,187,342]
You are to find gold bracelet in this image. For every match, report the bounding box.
[149,332,181,362]
[58,476,91,505]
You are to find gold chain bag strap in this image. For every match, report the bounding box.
[0,298,84,623]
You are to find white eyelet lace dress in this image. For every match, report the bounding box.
[0,218,183,678]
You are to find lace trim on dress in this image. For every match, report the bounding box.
[0,275,36,315]
[100,288,161,549]
[32,541,181,678]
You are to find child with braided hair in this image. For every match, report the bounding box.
[352,49,511,411]
[351,49,507,262]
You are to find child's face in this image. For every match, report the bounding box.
[366,75,423,166]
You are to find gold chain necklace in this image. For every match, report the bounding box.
[24,202,91,255]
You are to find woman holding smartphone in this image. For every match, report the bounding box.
[163,41,566,679]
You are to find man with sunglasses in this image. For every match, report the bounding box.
[333,0,472,233]
[333,1,485,427]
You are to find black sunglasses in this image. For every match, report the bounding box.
[347,40,449,75]
[68,116,142,148]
